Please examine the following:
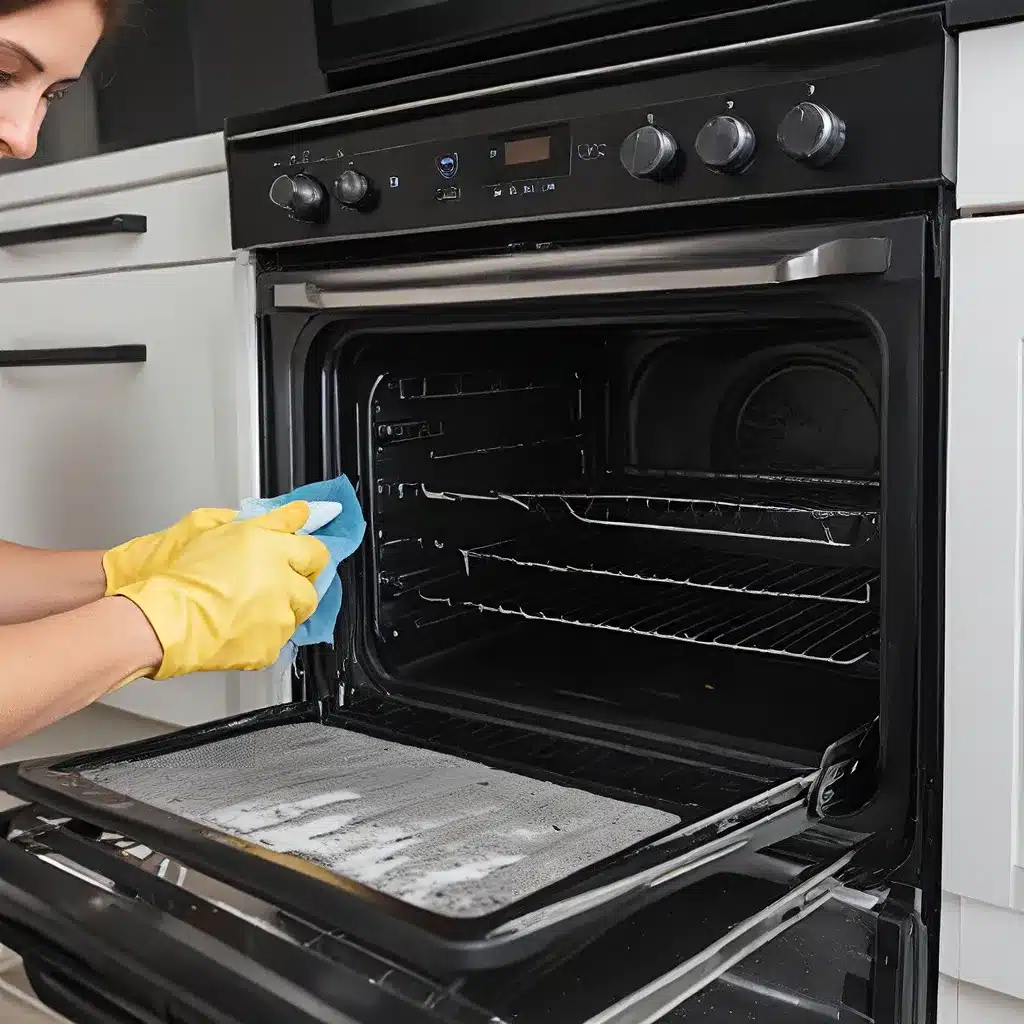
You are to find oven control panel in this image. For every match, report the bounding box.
[226,21,947,250]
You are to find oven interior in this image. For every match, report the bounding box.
[338,310,884,774]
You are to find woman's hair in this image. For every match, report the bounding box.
[0,0,125,32]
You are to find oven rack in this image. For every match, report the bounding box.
[418,567,879,666]
[461,538,879,605]
[414,485,879,548]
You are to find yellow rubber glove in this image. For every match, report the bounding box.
[103,507,238,595]
[116,502,329,680]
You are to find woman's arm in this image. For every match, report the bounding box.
[0,596,162,747]
[0,540,106,625]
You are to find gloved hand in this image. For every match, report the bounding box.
[103,507,238,594]
[115,502,329,680]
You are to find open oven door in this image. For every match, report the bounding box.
[0,214,937,1022]
[0,794,926,1024]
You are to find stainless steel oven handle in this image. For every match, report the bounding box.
[273,236,891,310]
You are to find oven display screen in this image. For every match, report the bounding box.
[490,124,571,183]
[504,136,551,166]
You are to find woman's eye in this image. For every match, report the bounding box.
[0,71,13,88]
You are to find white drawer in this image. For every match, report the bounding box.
[0,263,268,726]
[0,172,232,281]
[958,21,1024,212]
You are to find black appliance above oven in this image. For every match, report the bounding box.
[0,6,951,1024]
[310,0,954,90]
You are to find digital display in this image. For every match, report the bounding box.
[504,136,551,167]
[488,124,571,184]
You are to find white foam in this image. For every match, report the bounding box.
[84,723,679,919]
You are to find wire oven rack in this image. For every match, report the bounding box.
[461,538,879,605]
[418,566,880,667]
[414,486,879,548]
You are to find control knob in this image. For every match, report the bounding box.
[269,173,326,221]
[334,169,373,209]
[619,125,679,180]
[777,101,846,167]
[695,115,757,174]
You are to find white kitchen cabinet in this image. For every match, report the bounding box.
[0,173,232,281]
[941,978,1024,1023]
[957,21,1024,212]
[945,213,1024,914]
[0,259,271,726]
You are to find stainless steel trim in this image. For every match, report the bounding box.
[583,851,856,1024]
[273,236,891,310]
[227,21,877,143]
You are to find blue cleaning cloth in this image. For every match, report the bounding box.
[237,475,366,648]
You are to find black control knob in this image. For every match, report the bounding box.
[334,169,373,208]
[619,125,679,180]
[269,173,326,221]
[777,102,846,167]
[695,115,757,174]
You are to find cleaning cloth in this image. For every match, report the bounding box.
[237,475,366,648]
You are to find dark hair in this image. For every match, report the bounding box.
[0,0,126,33]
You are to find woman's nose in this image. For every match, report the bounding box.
[0,97,42,160]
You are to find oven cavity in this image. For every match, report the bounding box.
[354,317,882,763]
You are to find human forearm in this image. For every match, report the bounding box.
[0,541,107,624]
[0,597,162,746]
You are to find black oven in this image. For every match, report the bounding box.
[310,0,951,89]
[0,7,950,1024]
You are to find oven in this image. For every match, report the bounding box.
[0,7,949,1024]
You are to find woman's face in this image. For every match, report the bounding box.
[0,0,102,160]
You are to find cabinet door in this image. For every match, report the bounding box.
[0,261,272,726]
[945,215,1024,912]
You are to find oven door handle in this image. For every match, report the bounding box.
[273,236,891,310]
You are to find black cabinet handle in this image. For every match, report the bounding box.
[0,345,147,368]
[0,214,147,248]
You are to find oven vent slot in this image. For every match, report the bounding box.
[417,562,880,667]
[461,538,878,605]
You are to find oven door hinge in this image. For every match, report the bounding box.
[808,718,880,819]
